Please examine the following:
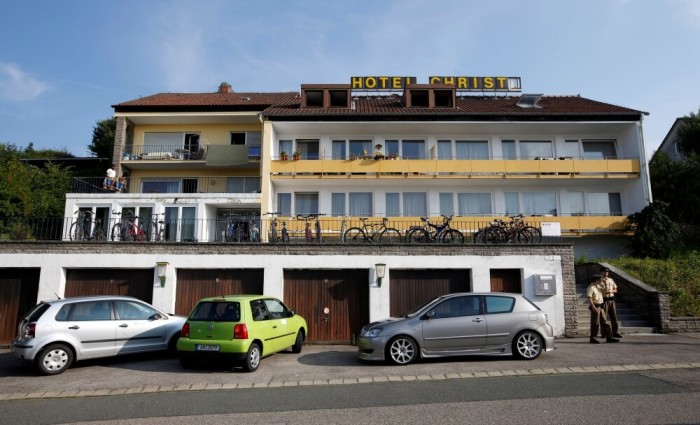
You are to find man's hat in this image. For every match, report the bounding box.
[593,274,603,279]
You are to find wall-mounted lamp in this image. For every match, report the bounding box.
[375,263,386,287]
[156,261,169,287]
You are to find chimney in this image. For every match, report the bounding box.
[218,82,232,93]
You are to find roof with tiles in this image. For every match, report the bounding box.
[112,91,299,111]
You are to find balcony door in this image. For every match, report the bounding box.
[164,206,196,242]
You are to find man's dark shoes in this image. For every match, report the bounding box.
[606,338,620,343]
[589,338,600,344]
[613,333,623,338]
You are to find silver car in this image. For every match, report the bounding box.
[11,295,186,375]
[358,292,555,365]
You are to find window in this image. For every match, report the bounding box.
[386,193,400,217]
[502,140,516,159]
[505,192,520,215]
[227,177,260,193]
[569,192,585,216]
[586,193,622,216]
[458,193,492,215]
[230,133,246,145]
[562,140,580,159]
[295,193,318,215]
[143,132,182,153]
[250,299,271,321]
[182,178,198,194]
[410,90,429,107]
[349,140,372,158]
[349,192,372,216]
[385,140,399,158]
[437,140,452,159]
[279,140,293,157]
[434,89,454,107]
[484,296,515,314]
[142,179,179,193]
[520,141,553,159]
[305,90,323,107]
[185,134,200,152]
[164,206,196,242]
[403,192,427,217]
[115,300,156,320]
[67,301,112,321]
[190,302,240,322]
[332,140,346,159]
[296,139,320,159]
[402,140,426,159]
[456,141,489,159]
[431,296,480,319]
[278,193,291,216]
[439,193,454,216]
[331,193,345,216]
[329,90,349,107]
[582,140,617,159]
[522,192,557,216]
[263,299,289,320]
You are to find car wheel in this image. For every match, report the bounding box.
[243,342,261,372]
[291,330,304,354]
[386,336,418,365]
[513,331,543,360]
[36,343,73,375]
[179,354,196,369]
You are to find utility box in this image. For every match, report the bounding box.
[534,274,556,296]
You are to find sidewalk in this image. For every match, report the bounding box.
[2,333,699,400]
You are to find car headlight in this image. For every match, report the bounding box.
[363,328,382,337]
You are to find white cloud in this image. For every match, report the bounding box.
[0,63,49,101]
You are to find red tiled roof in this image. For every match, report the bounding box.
[113,92,299,110]
[113,91,643,120]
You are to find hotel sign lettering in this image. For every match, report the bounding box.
[350,76,521,92]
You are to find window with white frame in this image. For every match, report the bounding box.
[522,192,558,216]
[586,192,622,216]
[295,193,318,215]
[520,140,553,159]
[403,192,427,216]
[296,139,320,159]
[349,192,372,216]
[455,140,489,159]
[331,193,345,216]
[386,193,400,217]
[502,140,516,159]
[402,140,426,159]
[439,193,454,216]
[349,140,372,158]
[582,139,617,159]
[437,140,452,159]
[332,140,346,159]
[458,193,492,216]
[504,192,520,215]
[277,193,291,216]
[279,140,293,158]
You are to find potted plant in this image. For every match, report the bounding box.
[349,153,357,160]
[280,151,288,160]
[293,150,302,160]
[373,144,384,160]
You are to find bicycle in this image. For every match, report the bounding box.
[111,211,147,242]
[147,213,166,242]
[296,214,318,243]
[248,219,259,242]
[224,214,247,242]
[474,214,542,244]
[344,217,402,244]
[69,211,105,241]
[406,215,464,244]
[339,216,348,243]
[265,212,280,243]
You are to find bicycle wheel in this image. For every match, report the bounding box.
[441,229,464,244]
[406,228,429,243]
[379,228,402,244]
[110,223,123,241]
[92,226,105,242]
[69,222,84,241]
[521,226,542,243]
[343,227,365,244]
[483,227,506,243]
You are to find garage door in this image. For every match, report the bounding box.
[284,269,369,344]
[390,269,471,316]
[65,269,154,303]
[175,269,263,316]
[0,269,40,345]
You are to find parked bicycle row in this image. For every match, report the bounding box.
[0,214,548,244]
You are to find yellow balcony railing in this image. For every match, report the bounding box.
[270,158,641,179]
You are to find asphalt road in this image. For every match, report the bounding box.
[1,333,699,424]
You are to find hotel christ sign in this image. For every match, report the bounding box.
[350,76,522,92]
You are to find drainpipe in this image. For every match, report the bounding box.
[637,113,653,204]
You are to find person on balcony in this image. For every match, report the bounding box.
[103,165,117,191]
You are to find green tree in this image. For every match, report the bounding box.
[626,201,679,259]
[88,117,117,160]
[677,109,700,157]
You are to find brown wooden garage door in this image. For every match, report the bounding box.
[0,269,40,345]
[490,269,522,293]
[65,269,154,303]
[175,269,263,316]
[284,269,369,344]
[390,269,471,316]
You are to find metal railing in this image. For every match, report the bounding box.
[0,215,572,244]
[70,176,261,194]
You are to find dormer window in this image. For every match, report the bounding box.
[305,90,324,107]
[403,84,456,109]
[301,85,351,109]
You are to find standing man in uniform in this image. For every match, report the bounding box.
[587,274,619,344]
[601,267,622,338]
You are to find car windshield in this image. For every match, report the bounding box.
[401,296,441,318]
[190,301,240,322]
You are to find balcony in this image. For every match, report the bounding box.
[121,145,261,168]
[270,158,641,179]
[71,176,261,194]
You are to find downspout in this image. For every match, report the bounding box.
[637,113,653,205]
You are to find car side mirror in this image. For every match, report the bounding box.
[149,312,164,320]
[422,311,435,320]
[288,310,295,318]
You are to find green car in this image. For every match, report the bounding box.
[176,295,308,372]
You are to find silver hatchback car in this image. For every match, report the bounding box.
[358,292,555,365]
[12,295,186,375]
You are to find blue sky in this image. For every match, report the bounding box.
[1,0,698,158]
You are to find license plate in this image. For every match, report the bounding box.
[195,344,220,352]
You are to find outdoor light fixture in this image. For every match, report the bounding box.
[375,263,386,287]
[156,261,169,287]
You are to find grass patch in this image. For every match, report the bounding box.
[605,249,700,317]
